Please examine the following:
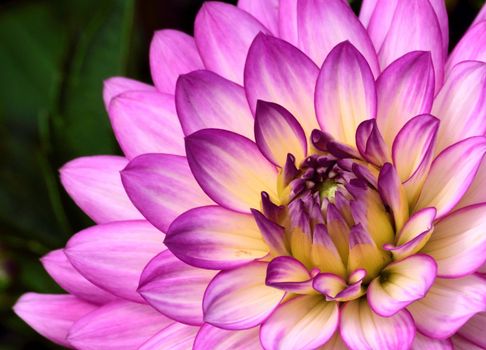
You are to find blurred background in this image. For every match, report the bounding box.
[0,0,483,348]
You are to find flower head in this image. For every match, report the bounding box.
[14,0,486,349]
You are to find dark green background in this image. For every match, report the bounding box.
[0,0,483,348]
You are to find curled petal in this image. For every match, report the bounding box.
[356,119,390,166]
[266,256,314,294]
[377,163,408,231]
[260,295,339,350]
[395,207,436,246]
[203,262,285,330]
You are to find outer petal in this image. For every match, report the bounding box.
[255,101,307,167]
[407,275,486,339]
[376,51,435,147]
[60,156,143,223]
[446,22,486,75]
[414,137,486,219]
[315,41,377,147]
[412,332,452,350]
[452,336,485,350]
[149,30,203,93]
[432,61,486,153]
[13,293,97,348]
[138,250,217,326]
[244,34,320,137]
[175,70,254,139]
[296,0,379,75]
[165,205,268,270]
[260,295,339,350]
[378,0,444,91]
[237,0,279,35]
[121,154,213,232]
[102,77,155,110]
[457,157,486,209]
[185,129,278,212]
[367,254,437,317]
[278,0,298,45]
[203,262,285,330]
[138,323,198,350]
[422,204,486,277]
[457,312,486,349]
[194,2,269,84]
[65,221,164,302]
[194,324,261,350]
[68,301,172,350]
[340,298,415,350]
[41,249,116,305]
[108,91,185,159]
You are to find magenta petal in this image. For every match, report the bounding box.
[60,156,143,223]
[408,275,486,339]
[278,0,298,45]
[356,119,390,166]
[149,30,203,93]
[165,205,268,270]
[138,250,217,326]
[244,34,320,137]
[102,77,155,110]
[378,0,444,91]
[194,323,261,350]
[265,256,313,294]
[195,2,269,84]
[138,323,198,350]
[376,51,435,147]
[255,101,307,167]
[65,221,164,302]
[315,41,377,147]
[251,209,289,256]
[41,249,116,305]
[457,158,486,209]
[68,301,173,350]
[108,91,185,159]
[296,0,379,75]
[414,136,486,219]
[238,0,279,34]
[185,129,278,212]
[203,262,285,330]
[13,293,97,348]
[175,70,254,139]
[121,153,213,232]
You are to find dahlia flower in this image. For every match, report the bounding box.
[13,0,486,349]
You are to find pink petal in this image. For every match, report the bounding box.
[377,163,408,231]
[376,51,435,147]
[407,275,486,339]
[68,301,172,350]
[149,30,203,93]
[452,335,485,350]
[255,101,307,167]
[194,2,269,84]
[108,91,185,159]
[165,205,268,270]
[260,295,339,350]
[244,33,320,137]
[422,204,486,277]
[446,21,486,76]
[414,136,486,219]
[13,293,97,348]
[194,324,261,350]
[266,256,314,294]
[121,153,213,232]
[138,250,217,326]
[102,77,155,110]
[203,262,285,330]
[457,157,486,209]
[315,41,377,147]
[278,0,298,46]
[457,312,486,348]
[65,221,164,302]
[367,254,437,317]
[340,298,415,350]
[395,207,436,247]
[296,0,379,75]
[412,332,453,350]
[41,249,116,305]
[473,3,486,26]
[185,129,278,212]
[378,0,444,91]
[60,156,143,223]
[432,61,486,153]
[175,70,254,140]
[138,323,198,350]
[237,0,279,35]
